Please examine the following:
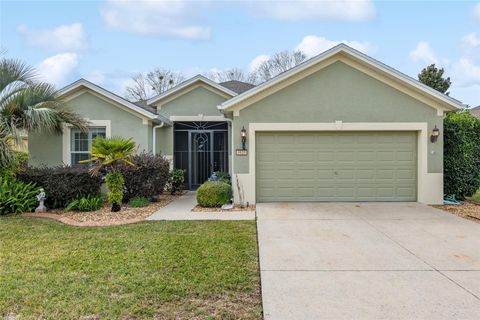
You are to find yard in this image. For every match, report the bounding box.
[0,217,261,319]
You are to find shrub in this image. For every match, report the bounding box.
[128,196,150,208]
[196,181,232,207]
[444,111,480,199]
[105,171,124,211]
[17,166,103,208]
[0,177,38,215]
[65,194,104,212]
[211,171,231,185]
[118,152,170,201]
[166,168,185,195]
[0,150,28,179]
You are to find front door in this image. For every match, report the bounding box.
[190,131,213,189]
[173,122,229,189]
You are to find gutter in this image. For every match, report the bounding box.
[152,121,165,155]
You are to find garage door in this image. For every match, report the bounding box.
[256,131,417,202]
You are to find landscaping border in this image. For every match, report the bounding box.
[21,212,145,227]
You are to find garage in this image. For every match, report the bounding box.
[256,131,417,202]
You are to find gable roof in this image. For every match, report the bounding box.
[470,106,480,118]
[219,80,255,94]
[147,75,237,106]
[59,79,171,124]
[218,44,464,113]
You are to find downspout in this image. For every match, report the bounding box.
[152,121,165,155]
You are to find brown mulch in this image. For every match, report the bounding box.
[191,204,256,212]
[432,201,480,223]
[22,192,185,227]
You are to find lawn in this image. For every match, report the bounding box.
[0,217,261,319]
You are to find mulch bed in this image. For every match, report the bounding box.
[22,192,185,227]
[432,201,480,223]
[191,204,256,212]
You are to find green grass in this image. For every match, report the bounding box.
[0,217,261,319]
[466,188,480,203]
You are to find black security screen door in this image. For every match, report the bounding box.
[174,122,228,189]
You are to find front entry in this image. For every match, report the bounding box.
[174,122,229,189]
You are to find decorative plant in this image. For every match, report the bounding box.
[81,136,136,212]
[196,181,232,207]
[65,194,104,212]
[166,168,185,195]
[0,176,38,215]
[128,196,150,208]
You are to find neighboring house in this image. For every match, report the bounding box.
[29,44,463,205]
[469,106,480,118]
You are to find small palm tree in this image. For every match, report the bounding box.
[81,136,136,212]
[0,57,88,167]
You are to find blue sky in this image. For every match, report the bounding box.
[1,0,479,106]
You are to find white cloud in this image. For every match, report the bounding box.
[100,0,210,40]
[17,23,88,51]
[295,35,376,57]
[36,53,79,86]
[252,0,375,21]
[451,58,480,87]
[248,54,270,72]
[473,3,480,22]
[409,41,438,64]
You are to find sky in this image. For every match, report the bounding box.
[1,0,479,107]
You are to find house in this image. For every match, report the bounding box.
[469,106,480,118]
[29,44,463,205]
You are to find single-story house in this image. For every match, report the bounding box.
[29,44,463,205]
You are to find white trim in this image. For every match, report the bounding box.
[147,75,237,105]
[233,122,443,205]
[62,120,111,165]
[219,44,463,112]
[169,115,228,122]
[59,79,170,123]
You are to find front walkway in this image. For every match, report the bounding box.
[257,202,480,320]
[146,191,255,220]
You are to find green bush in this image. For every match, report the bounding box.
[444,111,480,199]
[128,196,150,208]
[0,177,38,215]
[118,152,170,201]
[17,166,102,208]
[212,171,231,185]
[105,171,124,211]
[0,150,28,179]
[65,194,104,212]
[166,168,185,195]
[196,181,232,207]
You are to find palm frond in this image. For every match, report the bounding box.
[0,58,36,92]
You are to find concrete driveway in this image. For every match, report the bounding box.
[257,202,480,320]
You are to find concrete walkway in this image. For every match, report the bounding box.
[257,202,480,320]
[146,191,255,220]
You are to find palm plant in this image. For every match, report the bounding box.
[81,136,136,212]
[0,57,88,167]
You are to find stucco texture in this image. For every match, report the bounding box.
[29,91,152,166]
[232,61,443,174]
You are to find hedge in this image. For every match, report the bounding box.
[118,152,170,201]
[196,181,232,207]
[17,166,103,208]
[444,111,480,199]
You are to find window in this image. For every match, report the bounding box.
[70,127,106,165]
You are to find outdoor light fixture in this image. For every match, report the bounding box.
[241,126,247,150]
[430,125,440,143]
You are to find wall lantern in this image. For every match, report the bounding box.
[241,126,247,150]
[430,125,440,143]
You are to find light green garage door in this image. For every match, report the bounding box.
[256,131,417,202]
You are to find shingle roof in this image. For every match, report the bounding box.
[219,80,255,94]
[133,100,158,114]
[470,106,480,118]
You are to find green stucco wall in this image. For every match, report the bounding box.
[157,86,228,118]
[29,91,152,166]
[232,61,443,174]
[156,126,173,156]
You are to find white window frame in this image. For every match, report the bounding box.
[62,120,111,165]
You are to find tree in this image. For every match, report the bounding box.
[0,57,87,167]
[443,111,480,199]
[81,136,136,212]
[418,64,451,95]
[252,50,307,83]
[124,69,185,103]
[204,68,256,84]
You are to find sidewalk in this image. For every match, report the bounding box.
[146,192,256,220]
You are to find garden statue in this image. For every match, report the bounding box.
[35,188,47,213]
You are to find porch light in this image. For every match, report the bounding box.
[430,125,440,143]
[241,126,247,150]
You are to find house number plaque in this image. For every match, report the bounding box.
[236,149,248,156]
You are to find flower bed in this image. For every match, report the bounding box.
[433,201,480,223]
